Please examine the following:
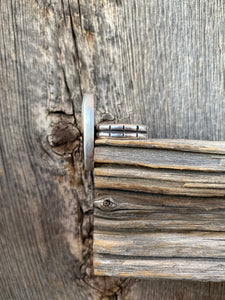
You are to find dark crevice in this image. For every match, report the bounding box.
[77,0,83,30]
[47,110,74,116]
[61,63,71,97]
[68,0,83,100]
[95,207,225,213]
[61,63,79,127]
[71,90,78,128]
[57,35,79,128]
[60,0,67,23]
[97,253,225,261]
[115,0,122,7]
[94,187,225,199]
[94,227,225,234]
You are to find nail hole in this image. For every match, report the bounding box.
[103,199,111,207]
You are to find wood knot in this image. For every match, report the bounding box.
[47,114,80,156]
[103,199,111,207]
[94,197,118,211]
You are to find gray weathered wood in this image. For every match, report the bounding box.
[94,139,225,196]
[94,257,225,281]
[94,190,225,232]
[94,232,225,258]
[1,0,225,299]
[94,139,225,280]
[95,143,225,172]
[0,1,130,299]
[95,167,225,196]
[95,139,225,154]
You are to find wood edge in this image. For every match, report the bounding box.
[95,138,225,154]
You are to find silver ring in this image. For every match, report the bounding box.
[82,94,148,170]
[96,131,147,139]
[96,124,147,132]
[82,94,94,171]
[96,123,147,139]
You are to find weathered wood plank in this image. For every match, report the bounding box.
[94,140,225,197]
[94,140,225,280]
[94,145,225,171]
[94,256,225,281]
[94,166,225,183]
[94,189,225,232]
[94,231,225,258]
[95,166,225,196]
[95,176,225,197]
[95,139,225,154]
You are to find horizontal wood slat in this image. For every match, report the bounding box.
[95,139,225,154]
[94,175,225,197]
[94,191,225,232]
[94,232,225,258]
[93,139,225,280]
[94,256,225,281]
[94,146,225,171]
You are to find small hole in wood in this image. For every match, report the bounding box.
[103,199,111,207]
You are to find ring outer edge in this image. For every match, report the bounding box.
[82,94,94,171]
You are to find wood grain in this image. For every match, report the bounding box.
[94,145,225,172]
[94,140,225,280]
[94,231,225,258]
[95,139,225,154]
[94,256,225,281]
[94,190,225,232]
[94,140,225,196]
[1,0,225,299]
[0,1,129,299]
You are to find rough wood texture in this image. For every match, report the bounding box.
[1,0,225,299]
[94,232,225,258]
[94,190,225,232]
[94,140,225,280]
[95,139,225,154]
[94,139,225,197]
[95,167,225,197]
[94,257,225,281]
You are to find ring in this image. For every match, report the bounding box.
[96,124,147,132]
[82,94,148,171]
[96,131,147,139]
[96,123,147,139]
[82,94,94,171]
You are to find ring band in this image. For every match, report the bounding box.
[97,124,147,132]
[96,131,147,139]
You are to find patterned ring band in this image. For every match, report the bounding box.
[96,131,147,139]
[96,124,147,132]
